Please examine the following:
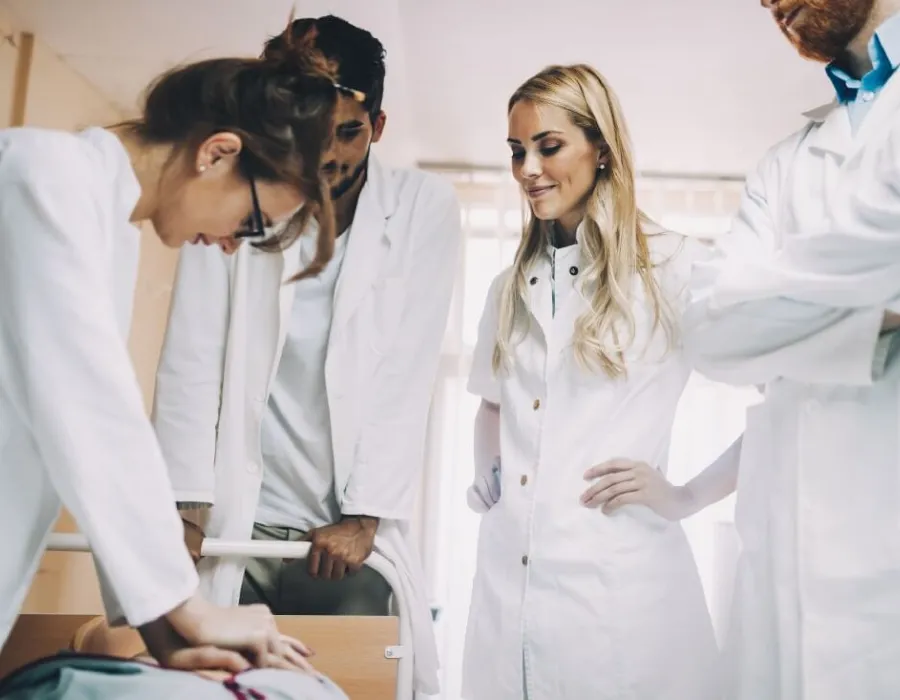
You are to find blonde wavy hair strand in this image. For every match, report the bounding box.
[493,64,675,378]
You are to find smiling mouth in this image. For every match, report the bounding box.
[527,185,556,199]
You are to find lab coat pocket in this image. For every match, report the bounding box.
[368,277,406,356]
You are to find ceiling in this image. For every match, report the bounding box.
[2,0,834,177]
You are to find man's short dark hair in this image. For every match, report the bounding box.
[263,15,386,121]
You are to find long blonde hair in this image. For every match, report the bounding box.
[493,64,674,377]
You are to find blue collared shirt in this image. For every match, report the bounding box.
[826,12,900,132]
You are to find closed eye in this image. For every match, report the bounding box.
[337,126,363,142]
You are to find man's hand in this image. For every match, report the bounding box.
[182,518,205,565]
[306,516,379,581]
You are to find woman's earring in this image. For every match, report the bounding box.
[198,164,208,173]
[598,163,606,171]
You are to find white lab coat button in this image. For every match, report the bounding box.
[247,461,260,474]
[861,91,874,102]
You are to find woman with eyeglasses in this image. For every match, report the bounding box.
[0,25,340,673]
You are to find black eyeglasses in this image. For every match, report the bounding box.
[233,81,367,240]
[234,175,266,239]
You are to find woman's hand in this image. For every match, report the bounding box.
[581,458,693,521]
[157,595,316,673]
[467,457,502,513]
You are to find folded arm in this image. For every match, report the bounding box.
[684,138,897,387]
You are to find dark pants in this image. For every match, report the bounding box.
[238,523,392,616]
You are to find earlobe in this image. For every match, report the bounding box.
[197,132,243,170]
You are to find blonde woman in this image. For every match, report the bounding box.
[462,64,739,700]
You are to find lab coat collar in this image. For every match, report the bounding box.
[78,127,141,226]
[329,153,395,331]
[804,64,900,160]
[543,214,664,256]
[275,152,399,350]
[543,219,585,256]
[802,100,840,124]
[363,153,400,231]
[802,99,851,159]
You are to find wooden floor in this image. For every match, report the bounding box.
[0,613,399,700]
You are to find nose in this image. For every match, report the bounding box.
[521,150,542,180]
[321,140,339,172]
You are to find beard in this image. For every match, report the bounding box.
[329,153,369,200]
[778,0,875,62]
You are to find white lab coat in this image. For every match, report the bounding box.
[152,155,460,694]
[0,127,198,647]
[683,72,900,700]
[463,224,719,700]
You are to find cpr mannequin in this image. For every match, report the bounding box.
[0,615,347,700]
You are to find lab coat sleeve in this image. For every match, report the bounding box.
[466,400,502,514]
[0,157,197,627]
[151,244,230,505]
[680,436,741,517]
[683,142,889,387]
[466,272,505,405]
[341,177,462,521]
